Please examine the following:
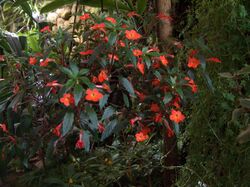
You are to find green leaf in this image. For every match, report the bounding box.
[99,94,109,109]
[163,93,173,104]
[69,62,79,76]
[83,131,91,152]
[120,77,135,96]
[79,77,95,88]
[108,32,117,46]
[101,119,117,141]
[86,105,98,130]
[13,0,33,21]
[74,84,83,105]
[101,106,116,121]
[79,0,131,11]
[41,0,75,13]
[79,68,89,75]
[62,112,74,136]
[60,67,74,78]
[136,0,147,14]
[64,79,75,89]
[122,93,130,108]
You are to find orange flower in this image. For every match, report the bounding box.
[135,132,149,142]
[108,54,119,61]
[184,77,198,93]
[127,11,140,17]
[125,30,142,40]
[98,70,108,83]
[53,123,62,137]
[29,57,37,65]
[0,123,8,133]
[105,17,116,24]
[172,96,181,109]
[133,49,143,57]
[80,50,94,56]
[85,88,103,102]
[91,23,105,31]
[46,80,62,87]
[80,13,90,21]
[40,58,55,67]
[60,93,75,106]
[92,76,98,83]
[169,109,185,123]
[40,26,51,33]
[75,131,84,149]
[206,57,221,63]
[102,83,111,92]
[159,55,169,66]
[187,57,200,69]
[118,40,126,47]
[150,103,160,112]
[137,61,145,75]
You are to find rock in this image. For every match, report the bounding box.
[57,17,65,28]
[47,12,58,24]
[56,7,71,20]
[69,16,80,24]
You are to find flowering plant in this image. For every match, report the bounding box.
[0,11,220,168]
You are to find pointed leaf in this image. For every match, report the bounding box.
[74,84,83,105]
[101,119,117,141]
[99,94,109,109]
[101,106,116,120]
[120,77,135,96]
[86,105,98,130]
[62,112,74,136]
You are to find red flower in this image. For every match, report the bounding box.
[0,124,8,133]
[0,55,4,62]
[40,26,51,33]
[98,123,105,133]
[165,122,175,138]
[189,49,198,57]
[172,96,181,109]
[135,90,146,101]
[150,103,160,112]
[187,57,200,69]
[53,123,62,137]
[152,78,161,87]
[159,55,169,66]
[102,83,111,92]
[127,11,140,17]
[80,50,94,56]
[108,54,119,61]
[184,77,198,93]
[206,57,221,63]
[125,30,142,40]
[40,58,55,67]
[118,40,126,47]
[154,113,163,123]
[92,76,98,83]
[137,60,145,75]
[29,57,37,65]
[75,131,84,149]
[85,88,103,102]
[133,49,143,57]
[60,93,75,106]
[156,13,173,21]
[129,116,142,126]
[98,70,108,83]
[91,23,106,32]
[46,80,62,87]
[169,109,185,123]
[80,13,90,21]
[105,17,116,24]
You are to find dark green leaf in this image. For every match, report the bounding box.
[99,94,109,109]
[74,84,83,105]
[108,32,117,46]
[122,93,130,108]
[41,0,75,13]
[136,0,147,14]
[120,77,135,96]
[101,106,116,120]
[83,131,91,152]
[62,112,74,136]
[163,93,173,104]
[101,119,117,141]
[70,62,79,76]
[86,105,98,130]
[79,68,89,75]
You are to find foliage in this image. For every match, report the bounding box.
[176,0,250,186]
